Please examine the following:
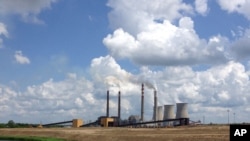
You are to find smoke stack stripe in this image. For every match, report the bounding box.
[141,83,144,121]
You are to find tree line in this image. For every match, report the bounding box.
[0,120,38,128]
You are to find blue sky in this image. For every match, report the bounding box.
[1,0,111,87]
[1,0,250,124]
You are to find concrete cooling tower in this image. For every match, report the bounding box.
[176,103,188,118]
[152,106,163,121]
[157,106,163,121]
[163,105,175,119]
[163,105,175,126]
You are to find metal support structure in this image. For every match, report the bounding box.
[119,118,189,127]
[42,120,73,127]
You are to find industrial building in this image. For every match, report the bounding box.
[43,83,190,128]
[82,83,190,128]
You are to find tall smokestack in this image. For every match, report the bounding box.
[141,83,144,121]
[153,90,157,121]
[106,90,109,117]
[118,91,121,120]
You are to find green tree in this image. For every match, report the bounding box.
[7,120,15,128]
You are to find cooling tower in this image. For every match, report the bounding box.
[163,105,175,126]
[157,106,163,121]
[176,103,188,118]
[163,105,175,119]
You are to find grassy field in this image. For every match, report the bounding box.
[0,136,65,141]
[0,125,229,141]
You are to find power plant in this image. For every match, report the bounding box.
[81,83,190,127]
[43,83,190,128]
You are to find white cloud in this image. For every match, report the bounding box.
[0,22,8,48]
[195,0,209,16]
[74,97,83,107]
[104,17,230,66]
[0,22,8,37]
[107,0,193,35]
[22,75,96,122]
[231,28,250,60]
[14,50,31,64]
[90,55,132,85]
[217,0,250,20]
[0,0,58,24]
[104,0,236,66]
[0,84,18,119]
[1,56,250,123]
[105,0,250,67]
[2,0,250,124]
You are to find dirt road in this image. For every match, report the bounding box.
[0,125,229,141]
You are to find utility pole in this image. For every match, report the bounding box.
[233,112,235,124]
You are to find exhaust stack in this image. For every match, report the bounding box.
[153,90,157,121]
[141,83,144,121]
[106,90,109,117]
[118,91,121,120]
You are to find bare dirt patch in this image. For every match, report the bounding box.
[0,125,229,141]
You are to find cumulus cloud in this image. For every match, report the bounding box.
[0,0,58,24]
[217,0,250,20]
[195,0,209,16]
[107,0,193,35]
[104,0,234,66]
[104,17,230,66]
[22,75,95,122]
[14,51,31,64]
[230,28,250,60]
[1,56,250,123]
[0,56,140,123]
[0,22,8,37]
[0,22,8,48]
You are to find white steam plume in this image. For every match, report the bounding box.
[104,75,121,92]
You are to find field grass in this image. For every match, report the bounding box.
[0,136,65,141]
[0,125,229,141]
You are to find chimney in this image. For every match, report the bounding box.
[118,91,121,120]
[154,90,157,121]
[141,83,144,121]
[106,90,109,117]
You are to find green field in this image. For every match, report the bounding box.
[0,136,65,141]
